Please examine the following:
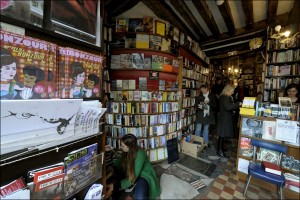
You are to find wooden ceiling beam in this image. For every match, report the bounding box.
[169,0,207,40]
[241,0,254,30]
[288,0,300,23]
[106,0,140,18]
[141,0,198,40]
[267,0,278,24]
[217,0,235,35]
[192,0,220,37]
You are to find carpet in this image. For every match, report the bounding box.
[177,155,217,177]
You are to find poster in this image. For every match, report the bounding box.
[51,0,100,45]
[0,0,43,27]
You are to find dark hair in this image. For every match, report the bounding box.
[1,48,18,67]
[285,83,300,97]
[23,66,45,82]
[69,62,84,79]
[200,84,208,89]
[88,74,99,85]
[121,134,139,183]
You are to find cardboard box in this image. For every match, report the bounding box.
[181,135,205,158]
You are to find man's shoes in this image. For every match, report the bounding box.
[217,151,229,158]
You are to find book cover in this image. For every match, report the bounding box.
[110,55,121,69]
[239,137,253,157]
[1,30,49,100]
[241,118,263,138]
[163,57,172,72]
[165,22,174,38]
[149,35,162,51]
[170,40,179,55]
[262,121,278,141]
[128,18,144,32]
[64,144,98,197]
[155,21,166,37]
[143,16,155,34]
[120,54,132,69]
[125,38,136,48]
[128,80,136,90]
[149,71,159,80]
[133,91,140,101]
[173,27,180,42]
[122,80,129,90]
[116,80,123,90]
[27,163,64,184]
[151,55,163,70]
[144,55,152,69]
[151,91,158,101]
[159,80,165,91]
[141,91,150,101]
[278,97,292,107]
[259,148,280,164]
[128,91,134,101]
[0,177,26,197]
[132,53,145,69]
[172,59,180,68]
[136,34,149,49]
[261,161,282,175]
[115,18,129,33]
[139,77,147,90]
[161,38,171,52]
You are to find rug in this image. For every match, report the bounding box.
[177,155,217,177]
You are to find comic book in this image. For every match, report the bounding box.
[64,143,98,197]
[0,30,55,99]
[58,47,103,99]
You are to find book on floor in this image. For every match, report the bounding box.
[261,161,282,175]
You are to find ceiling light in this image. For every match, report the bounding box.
[216,0,224,6]
[284,31,291,37]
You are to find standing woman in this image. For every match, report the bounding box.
[217,85,241,158]
[285,83,300,103]
[109,134,160,200]
[194,84,217,147]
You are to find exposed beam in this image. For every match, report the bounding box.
[241,0,254,30]
[192,0,220,37]
[169,0,207,40]
[106,0,140,18]
[217,0,235,35]
[267,0,278,24]
[141,0,197,41]
[288,0,300,23]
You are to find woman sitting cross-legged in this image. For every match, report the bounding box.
[107,134,160,200]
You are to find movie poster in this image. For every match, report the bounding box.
[51,0,100,45]
[0,0,43,27]
[58,47,103,99]
[0,30,57,99]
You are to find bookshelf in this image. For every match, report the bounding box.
[208,65,223,89]
[236,115,300,199]
[263,24,300,102]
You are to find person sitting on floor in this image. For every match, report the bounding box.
[107,134,160,200]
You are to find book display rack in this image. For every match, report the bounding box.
[263,24,300,102]
[236,115,299,199]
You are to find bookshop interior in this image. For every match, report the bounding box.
[1,0,300,199]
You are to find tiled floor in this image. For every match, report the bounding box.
[195,151,278,199]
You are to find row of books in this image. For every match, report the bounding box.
[255,102,300,120]
[110,90,181,102]
[183,89,201,98]
[183,68,201,80]
[266,64,300,76]
[0,30,103,100]
[114,17,209,64]
[106,112,182,127]
[107,137,148,150]
[182,107,196,118]
[182,79,201,89]
[0,144,102,199]
[264,77,299,90]
[284,173,300,193]
[241,74,254,80]
[182,115,196,128]
[111,53,180,71]
[267,49,300,63]
[282,155,300,173]
[107,101,179,114]
[183,97,196,108]
[111,79,179,91]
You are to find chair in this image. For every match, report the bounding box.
[243,139,287,199]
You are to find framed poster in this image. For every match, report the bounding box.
[50,0,101,46]
[0,0,43,27]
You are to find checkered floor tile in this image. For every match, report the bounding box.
[194,148,278,199]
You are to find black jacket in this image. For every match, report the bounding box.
[194,93,217,125]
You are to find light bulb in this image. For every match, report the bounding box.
[284,31,291,37]
[234,69,238,73]
[275,25,281,32]
[216,0,224,6]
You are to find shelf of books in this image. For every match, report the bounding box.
[263,24,300,102]
[207,65,223,89]
[236,115,300,198]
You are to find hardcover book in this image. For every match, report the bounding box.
[159,80,166,91]
[120,54,132,69]
[149,35,162,51]
[128,18,144,32]
[261,161,282,175]
[144,55,152,69]
[161,38,171,52]
[125,38,136,48]
[262,121,278,141]
[239,137,253,157]
[155,21,166,37]
[115,18,129,33]
[132,53,145,69]
[136,34,149,49]
[139,77,147,90]
[241,118,263,138]
[128,80,136,90]
[143,16,155,34]
[33,173,64,199]
[151,55,163,70]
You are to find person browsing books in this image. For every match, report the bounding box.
[194,84,217,147]
[217,85,241,158]
[107,134,160,200]
[285,83,300,103]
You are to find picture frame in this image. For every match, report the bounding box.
[278,97,292,108]
[149,71,159,80]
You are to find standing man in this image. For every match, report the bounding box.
[211,78,224,99]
